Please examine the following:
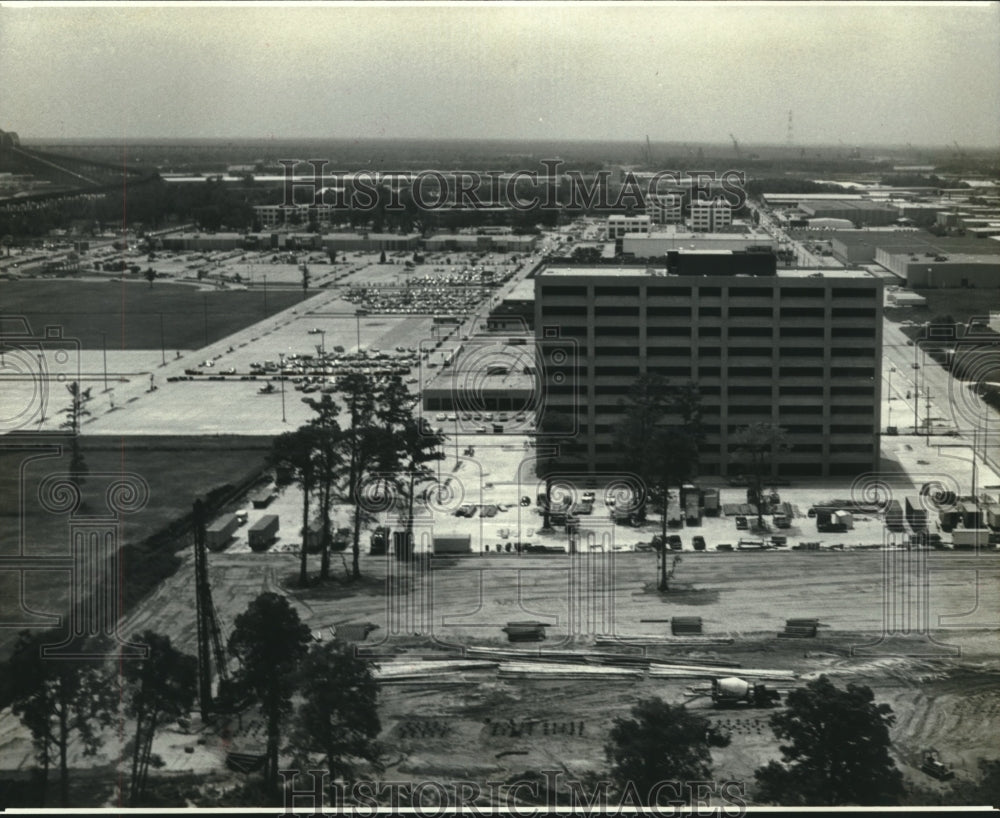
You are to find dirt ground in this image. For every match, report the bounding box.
[3,540,995,805]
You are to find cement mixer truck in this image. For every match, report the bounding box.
[711,676,781,708]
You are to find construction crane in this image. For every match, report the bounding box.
[644,134,653,166]
[730,133,742,160]
[193,499,231,719]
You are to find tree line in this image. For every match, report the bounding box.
[5,592,379,808]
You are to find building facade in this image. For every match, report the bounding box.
[534,260,883,478]
[648,194,684,225]
[689,198,732,232]
[607,214,651,239]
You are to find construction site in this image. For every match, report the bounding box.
[2,221,999,807]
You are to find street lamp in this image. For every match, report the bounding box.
[278,352,287,423]
[101,331,109,393]
[318,330,326,357]
[887,366,896,428]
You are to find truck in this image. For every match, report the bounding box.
[952,528,992,550]
[248,514,279,551]
[920,750,955,781]
[906,496,927,531]
[206,513,239,552]
[711,677,781,708]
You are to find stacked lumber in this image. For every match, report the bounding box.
[595,635,733,647]
[778,618,819,638]
[671,616,703,635]
[503,621,550,642]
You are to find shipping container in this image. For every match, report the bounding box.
[685,494,701,526]
[952,529,992,550]
[206,513,239,551]
[885,500,905,531]
[248,514,279,551]
[433,534,472,555]
[984,503,1000,531]
[667,493,683,527]
[957,501,982,530]
[832,510,853,530]
[905,496,927,531]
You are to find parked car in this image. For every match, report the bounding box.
[692,536,706,551]
[735,516,749,530]
[667,535,683,551]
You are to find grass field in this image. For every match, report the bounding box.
[0,433,273,661]
[0,280,311,350]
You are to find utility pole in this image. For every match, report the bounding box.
[925,386,931,443]
[279,352,287,423]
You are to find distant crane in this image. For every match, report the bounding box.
[644,134,653,166]
[729,133,743,160]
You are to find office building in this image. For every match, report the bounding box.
[689,198,732,232]
[648,193,684,225]
[534,255,884,478]
[607,214,651,239]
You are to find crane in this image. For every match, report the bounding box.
[730,133,742,160]
[644,134,653,166]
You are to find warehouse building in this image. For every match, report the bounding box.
[875,250,1000,288]
[534,256,883,478]
[798,200,900,227]
[623,232,777,258]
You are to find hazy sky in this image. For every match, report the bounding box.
[1,2,998,146]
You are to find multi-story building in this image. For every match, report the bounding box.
[534,254,883,478]
[607,214,651,240]
[254,203,335,228]
[689,198,732,232]
[648,193,684,225]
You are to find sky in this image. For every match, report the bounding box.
[1,1,998,147]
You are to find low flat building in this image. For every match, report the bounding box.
[607,214,651,239]
[876,250,1000,288]
[624,231,776,258]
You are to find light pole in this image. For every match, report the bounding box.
[319,330,326,357]
[278,352,287,423]
[38,353,45,424]
[101,331,109,392]
[887,366,896,428]
[355,310,363,352]
[159,312,166,367]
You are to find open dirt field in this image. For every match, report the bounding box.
[2,543,997,804]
